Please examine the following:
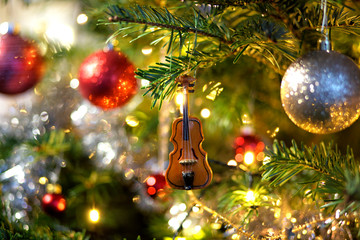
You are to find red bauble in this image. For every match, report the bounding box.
[78,49,138,110]
[145,174,167,198]
[41,193,66,216]
[234,133,265,163]
[0,33,45,94]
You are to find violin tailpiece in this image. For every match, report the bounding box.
[182,171,195,190]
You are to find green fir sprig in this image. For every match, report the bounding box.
[262,140,360,214]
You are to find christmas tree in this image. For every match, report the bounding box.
[1,0,360,239]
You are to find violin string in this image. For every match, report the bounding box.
[187,83,194,183]
[188,85,192,178]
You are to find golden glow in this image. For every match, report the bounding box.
[125,116,139,127]
[77,14,88,24]
[245,190,255,202]
[211,223,222,229]
[45,23,74,48]
[192,206,200,213]
[200,108,211,118]
[46,184,62,194]
[286,212,292,219]
[175,93,184,106]
[141,47,153,55]
[54,184,62,194]
[244,151,255,165]
[241,114,252,124]
[39,177,48,185]
[89,209,100,223]
[231,233,239,239]
[0,22,9,35]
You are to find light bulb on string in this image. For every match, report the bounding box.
[244,151,255,165]
[89,208,100,223]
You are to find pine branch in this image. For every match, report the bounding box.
[186,0,275,6]
[27,130,71,159]
[262,140,357,187]
[262,140,360,214]
[104,4,231,44]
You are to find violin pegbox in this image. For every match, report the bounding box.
[176,75,196,93]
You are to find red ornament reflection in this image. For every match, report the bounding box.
[144,174,167,198]
[234,134,265,163]
[41,193,66,216]
[0,33,45,94]
[78,49,138,110]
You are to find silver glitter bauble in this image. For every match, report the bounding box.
[281,50,360,134]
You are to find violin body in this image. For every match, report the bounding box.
[166,116,213,190]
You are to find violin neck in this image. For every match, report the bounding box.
[182,86,190,141]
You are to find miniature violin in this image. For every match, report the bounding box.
[166,75,213,190]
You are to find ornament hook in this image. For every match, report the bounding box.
[319,0,331,51]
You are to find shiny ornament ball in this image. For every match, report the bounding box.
[42,193,66,216]
[145,174,167,198]
[78,49,138,110]
[281,50,360,134]
[0,33,45,94]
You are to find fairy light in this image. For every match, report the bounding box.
[244,151,255,165]
[42,194,53,204]
[231,233,240,239]
[182,219,192,229]
[77,13,88,24]
[70,78,79,89]
[170,205,179,215]
[38,176,48,185]
[141,79,150,87]
[227,159,237,166]
[146,176,156,186]
[0,22,9,35]
[274,208,281,218]
[89,209,100,223]
[57,198,66,211]
[141,46,153,55]
[179,203,187,211]
[45,23,74,48]
[245,190,255,202]
[200,108,211,118]
[175,93,184,106]
[125,116,139,127]
[192,206,200,213]
[241,114,252,124]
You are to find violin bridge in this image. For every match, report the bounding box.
[179,159,198,165]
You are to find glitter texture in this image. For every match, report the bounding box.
[281,50,360,134]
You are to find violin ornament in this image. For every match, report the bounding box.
[166,75,213,190]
